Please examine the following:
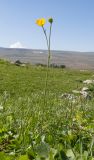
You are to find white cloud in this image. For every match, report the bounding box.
[9,42,25,48]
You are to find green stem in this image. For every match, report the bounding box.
[48,23,52,67]
[42,26,49,50]
[42,24,52,107]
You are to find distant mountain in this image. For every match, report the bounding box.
[0,47,94,69]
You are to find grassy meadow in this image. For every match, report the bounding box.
[0,59,94,159]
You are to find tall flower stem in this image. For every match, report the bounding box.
[42,24,52,106]
[48,23,52,67]
[42,26,49,50]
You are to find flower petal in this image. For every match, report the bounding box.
[36,18,46,26]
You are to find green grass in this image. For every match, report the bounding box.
[0,59,94,159]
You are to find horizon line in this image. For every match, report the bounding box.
[0,46,94,53]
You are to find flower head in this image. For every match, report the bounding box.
[48,18,53,24]
[36,18,46,26]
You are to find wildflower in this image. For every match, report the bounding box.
[48,17,53,24]
[9,152,15,156]
[35,17,53,107]
[8,131,13,136]
[13,134,19,139]
[36,18,46,26]
[0,105,3,111]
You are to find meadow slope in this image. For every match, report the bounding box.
[0,59,94,159]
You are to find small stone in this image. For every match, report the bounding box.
[21,64,26,67]
[83,80,94,84]
[82,87,89,91]
[72,90,80,94]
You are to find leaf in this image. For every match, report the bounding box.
[66,149,75,160]
[0,152,11,160]
[36,142,50,158]
[83,151,88,160]
[17,155,29,160]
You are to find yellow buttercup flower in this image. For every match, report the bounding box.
[36,18,46,26]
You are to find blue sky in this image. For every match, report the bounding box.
[0,0,94,51]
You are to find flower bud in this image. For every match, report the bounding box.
[48,18,53,24]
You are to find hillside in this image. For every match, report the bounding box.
[0,47,94,69]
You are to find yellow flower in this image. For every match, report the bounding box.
[36,18,46,26]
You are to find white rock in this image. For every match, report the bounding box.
[10,61,15,64]
[82,87,89,91]
[72,90,80,94]
[61,93,75,100]
[21,64,26,67]
[80,91,88,98]
[83,80,94,84]
[80,70,88,72]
